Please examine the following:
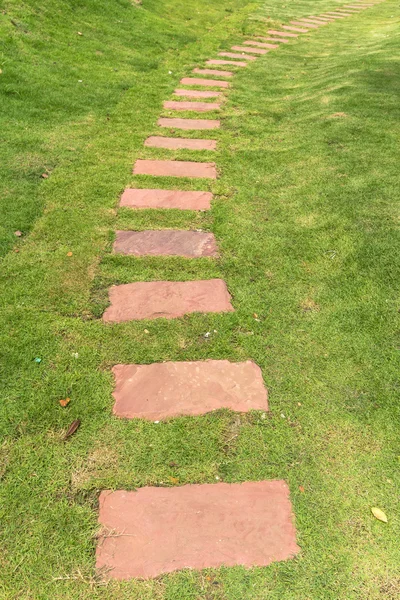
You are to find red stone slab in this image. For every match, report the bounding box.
[120,189,212,211]
[133,160,216,179]
[231,45,268,55]
[282,25,309,32]
[102,279,233,322]
[206,59,248,67]
[301,17,331,23]
[174,89,222,98]
[112,360,268,419]
[256,36,289,43]
[218,52,256,61]
[113,230,218,258]
[268,30,298,38]
[158,117,220,130]
[180,77,229,88]
[164,100,221,112]
[96,480,299,579]
[320,13,344,18]
[308,15,335,21]
[329,10,354,15]
[193,68,233,77]
[344,5,368,7]
[144,137,216,150]
[290,20,319,28]
[244,40,278,49]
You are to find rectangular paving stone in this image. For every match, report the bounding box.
[96,480,299,579]
[174,89,222,98]
[163,100,221,112]
[206,59,248,67]
[158,117,220,130]
[244,40,278,49]
[290,20,319,28]
[231,45,268,55]
[133,159,216,179]
[308,15,335,21]
[282,25,309,32]
[267,30,298,38]
[112,359,268,419]
[320,13,344,18]
[102,279,234,322]
[120,189,212,211]
[180,77,230,88]
[301,17,331,23]
[113,230,218,258]
[257,36,289,43]
[193,68,233,77]
[218,52,256,60]
[144,136,216,150]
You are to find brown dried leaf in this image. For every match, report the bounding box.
[59,397,71,407]
[64,419,81,440]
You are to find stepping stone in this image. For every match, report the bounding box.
[320,13,344,18]
[112,359,268,419]
[158,117,220,130]
[174,89,222,98]
[193,68,233,77]
[282,25,309,33]
[257,36,289,43]
[206,59,248,67]
[120,189,212,211]
[218,52,256,61]
[133,159,216,179]
[180,77,229,88]
[144,137,216,150]
[301,17,331,23]
[163,101,221,112]
[243,40,278,49]
[290,20,319,28]
[113,230,218,258]
[96,480,299,579]
[268,30,298,38]
[308,15,335,21]
[102,279,234,322]
[231,45,268,55]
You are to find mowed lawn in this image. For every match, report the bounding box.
[1,0,399,598]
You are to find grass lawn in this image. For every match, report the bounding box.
[1,0,399,598]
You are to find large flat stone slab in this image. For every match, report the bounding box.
[218,52,256,61]
[282,25,310,32]
[231,45,268,55]
[267,30,298,37]
[133,160,217,179]
[174,89,222,98]
[113,230,218,258]
[244,40,278,49]
[193,68,233,77]
[102,279,233,322]
[112,360,268,419]
[120,189,212,211]
[158,117,220,130]
[144,137,216,150]
[163,101,221,112]
[96,481,299,579]
[290,20,319,28]
[206,59,248,67]
[180,77,230,88]
[256,36,289,43]
[300,17,330,23]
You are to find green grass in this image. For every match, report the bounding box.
[1,0,400,598]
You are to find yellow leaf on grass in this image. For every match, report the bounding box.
[371,507,387,523]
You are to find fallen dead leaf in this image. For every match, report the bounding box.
[64,419,81,440]
[371,507,387,523]
[299,485,305,493]
[67,251,73,257]
[169,477,179,485]
[41,173,49,179]
[59,397,71,407]
[14,230,22,237]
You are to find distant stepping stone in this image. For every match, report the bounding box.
[281,25,309,33]
[268,30,298,38]
[96,481,299,579]
[193,68,233,77]
[158,117,220,130]
[112,360,268,419]
[231,45,268,54]
[144,137,216,150]
[133,159,216,179]
[320,13,344,18]
[289,21,318,28]
[300,17,330,23]
[180,77,229,88]
[244,40,278,49]
[206,59,248,67]
[218,52,256,61]
[174,89,222,98]
[102,279,234,322]
[113,230,218,258]
[257,36,289,43]
[120,189,212,211]
[163,101,221,112]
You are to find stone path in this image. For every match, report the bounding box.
[97,1,383,580]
